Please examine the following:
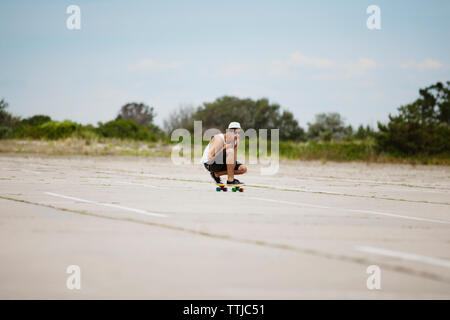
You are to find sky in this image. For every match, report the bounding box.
[1,0,449,129]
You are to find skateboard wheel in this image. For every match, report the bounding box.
[239,188,244,192]
[223,188,227,192]
[232,187,236,192]
[216,187,221,192]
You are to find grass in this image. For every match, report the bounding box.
[279,140,377,162]
[279,140,450,165]
[0,137,449,165]
[0,138,172,157]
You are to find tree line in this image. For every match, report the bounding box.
[164,97,375,142]
[0,81,449,156]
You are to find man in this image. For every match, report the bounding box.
[201,122,247,185]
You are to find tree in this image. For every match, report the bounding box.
[276,110,306,141]
[163,105,196,134]
[0,99,9,125]
[376,81,450,155]
[116,102,156,127]
[194,96,256,131]
[354,125,375,140]
[0,99,20,138]
[307,112,352,141]
[421,81,449,125]
[165,96,305,140]
[0,99,19,127]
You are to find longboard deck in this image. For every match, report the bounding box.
[215,184,244,192]
[216,184,244,187]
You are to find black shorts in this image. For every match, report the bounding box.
[204,150,242,173]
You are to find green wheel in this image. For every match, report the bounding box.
[232,187,236,192]
[216,187,221,192]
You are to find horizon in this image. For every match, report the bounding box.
[1,0,449,129]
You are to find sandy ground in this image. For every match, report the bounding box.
[0,153,449,299]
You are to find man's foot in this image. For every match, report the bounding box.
[210,172,222,184]
[226,178,244,185]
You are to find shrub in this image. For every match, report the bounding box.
[13,120,81,139]
[37,120,80,139]
[97,119,155,141]
[20,115,52,127]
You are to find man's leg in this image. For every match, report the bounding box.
[214,165,247,177]
[225,133,235,182]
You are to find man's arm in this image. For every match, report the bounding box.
[225,131,237,181]
[225,131,236,164]
[207,136,222,162]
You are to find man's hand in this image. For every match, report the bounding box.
[225,130,234,146]
[225,130,239,148]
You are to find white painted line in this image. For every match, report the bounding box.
[247,196,450,225]
[356,246,450,269]
[45,192,167,218]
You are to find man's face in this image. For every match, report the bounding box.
[227,128,240,135]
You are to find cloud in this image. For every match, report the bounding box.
[216,62,253,77]
[269,52,376,79]
[400,58,444,71]
[345,58,376,78]
[288,51,335,69]
[311,73,338,80]
[267,60,289,77]
[215,52,377,80]
[129,59,183,72]
[267,52,335,77]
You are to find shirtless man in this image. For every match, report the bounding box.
[201,122,247,185]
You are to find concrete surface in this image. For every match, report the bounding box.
[0,154,449,299]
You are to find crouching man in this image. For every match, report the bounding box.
[201,122,247,185]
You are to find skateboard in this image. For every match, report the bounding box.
[216,184,244,192]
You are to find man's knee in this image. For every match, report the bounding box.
[238,165,247,174]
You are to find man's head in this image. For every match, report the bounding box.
[227,121,241,134]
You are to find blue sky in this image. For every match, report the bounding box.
[1,0,449,129]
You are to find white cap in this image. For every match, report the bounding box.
[228,121,241,129]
